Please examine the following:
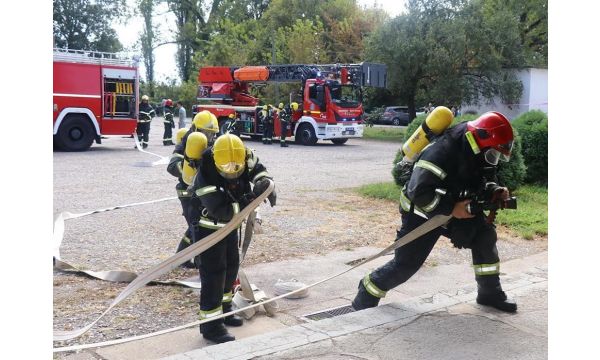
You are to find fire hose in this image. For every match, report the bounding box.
[54,179,450,352]
[53,196,206,288]
[132,133,169,166]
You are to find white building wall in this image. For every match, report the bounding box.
[461,68,548,120]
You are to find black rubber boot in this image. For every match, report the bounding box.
[200,320,235,344]
[476,276,517,313]
[351,280,380,311]
[476,291,517,313]
[222,303,244,327]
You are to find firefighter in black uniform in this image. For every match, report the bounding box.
[352,112,518,313]
[167,110,220,267]
[277,102,298,147]
[136,95,155,148]
[189,133,276,343]
[259,105,274,144]
[163,99,175,145]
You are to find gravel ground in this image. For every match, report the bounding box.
[53,120,547,351]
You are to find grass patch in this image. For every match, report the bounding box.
[355,182,547,239]
[495,184,548,239]
[355,182,402,200]
[363,126,406,142]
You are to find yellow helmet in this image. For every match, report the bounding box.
[228,113,235,119]
[141,95,149,101]
[278,102,284,109]
[175,127,188,145]
[291,102,299,111]
[213,133,246,180]
[263,105,268,110]
[193,111,216,132]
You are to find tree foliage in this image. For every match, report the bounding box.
[138,0,158,97]
[362,0,547,118]
[53,0,127,52]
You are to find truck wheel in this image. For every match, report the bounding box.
[55,115,95,151]
[220,120,231,134]
[331,138,348,145]
[296,124,317,145]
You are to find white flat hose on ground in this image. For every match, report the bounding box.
[54,210,451,352]
[53,181,274,343]
[53,196,204,288]
[132,133,170,166]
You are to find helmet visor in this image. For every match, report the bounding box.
[484,148,511,165]
[217,162,245,180]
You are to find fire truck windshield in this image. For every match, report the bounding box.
[328,84,361,108]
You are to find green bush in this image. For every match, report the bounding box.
[391,113,526,191]
[364,106,385,127]
[511,110,548,185]
[497,128,526,191]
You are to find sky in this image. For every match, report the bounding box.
[114,0,407,84]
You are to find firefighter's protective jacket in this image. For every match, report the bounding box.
[139,103,155,122]
[192,147,271,227]
[402,122,491,218]
[164,106,175,126]
[279,107,291,123]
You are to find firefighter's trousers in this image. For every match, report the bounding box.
[279,120,288,145]
[193,224,239,314]
[367,211,502,296]
[136,122,150,147]
[163,119,174,145]
[263,122,273,144]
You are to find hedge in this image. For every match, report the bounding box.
[511,110,548,185]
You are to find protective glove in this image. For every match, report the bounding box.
[253,178,276,207]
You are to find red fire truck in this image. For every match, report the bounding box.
[53,48,140,151]
[192,63,386,145]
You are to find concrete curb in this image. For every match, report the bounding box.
[162,265,547,360]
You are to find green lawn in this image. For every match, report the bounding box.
[362,126,406,142]
[355,182,547,239]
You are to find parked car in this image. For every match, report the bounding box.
[381,106,410,126]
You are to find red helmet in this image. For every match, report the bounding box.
[467,112,514,165]
[165,99,173,107]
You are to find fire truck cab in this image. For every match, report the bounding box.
[53,48,139,151]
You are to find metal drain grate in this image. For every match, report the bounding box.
[302,304,356,321]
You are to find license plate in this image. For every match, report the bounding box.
[342,130,355,135]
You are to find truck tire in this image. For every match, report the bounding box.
[55,114,95,151]
[296,124,317,146]
[220,119,231,135]
[331,138,348,145]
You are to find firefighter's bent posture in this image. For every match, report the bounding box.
[352,112,518,313]
[190,133,276,343]
[167,111,220,268]
[137,95,155,148]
